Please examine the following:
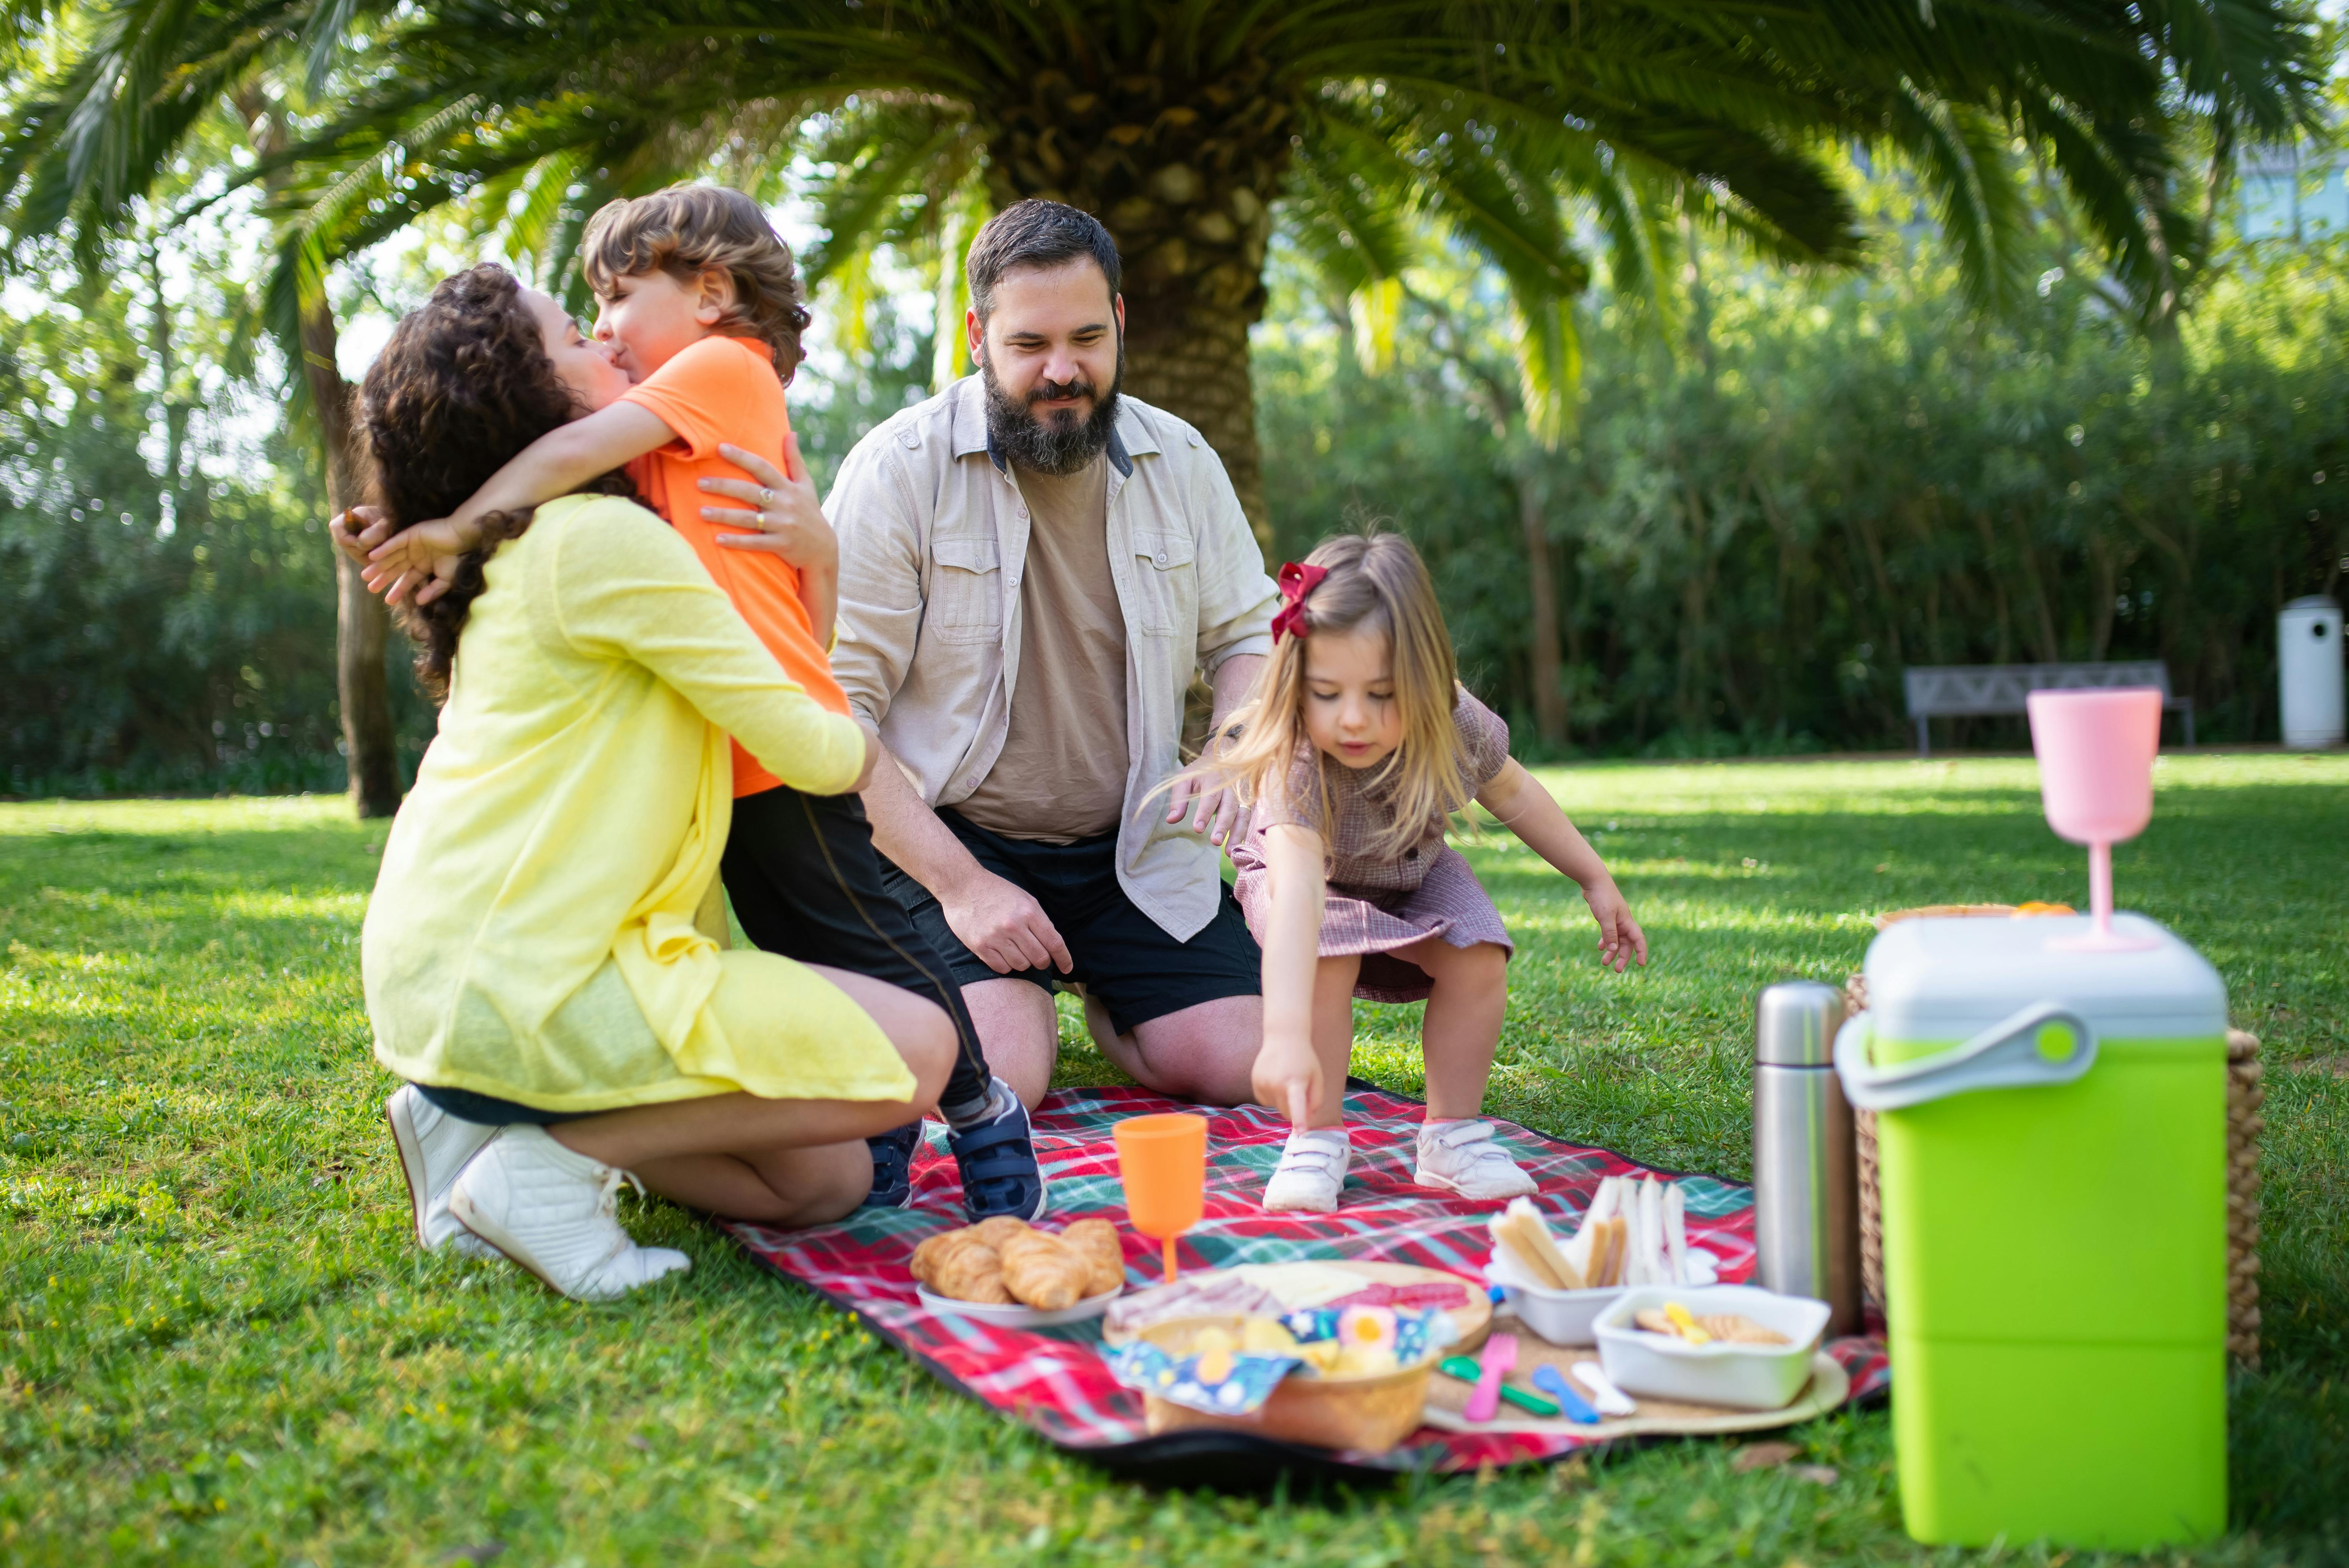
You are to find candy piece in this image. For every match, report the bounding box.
[1337,1304,1399,1353]
[1295,1339,1345,1375]
[1191,1326,1237,1384]
[1663,1301,1713,1344]
[1240,1317,1301,1354]
[1631,1304,1787,1346]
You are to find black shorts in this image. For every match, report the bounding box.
[875,809,1260,1038]
[722,785,991,1113]
[414,1083,576,1127]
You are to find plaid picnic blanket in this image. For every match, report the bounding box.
[721,1082,1890,1475]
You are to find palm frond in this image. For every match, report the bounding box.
[797,98,971,286]
[1888,85,2032,312]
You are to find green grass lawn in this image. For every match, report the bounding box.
[3,756,2345,1566]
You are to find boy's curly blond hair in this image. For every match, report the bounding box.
[581,185,813,379]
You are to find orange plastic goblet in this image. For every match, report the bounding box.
[1113,1113,1207,1282]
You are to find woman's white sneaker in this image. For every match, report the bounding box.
[448,1126,690,1302]
[1263,1128,1351,1213]
[1414,1119,1537,1200]
[382,1085,503,1259]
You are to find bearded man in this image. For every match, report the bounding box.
[817,199,1278,1140]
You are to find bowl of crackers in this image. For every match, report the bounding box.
[910,1217,1126,1327]
[1592,1284,1831,1411]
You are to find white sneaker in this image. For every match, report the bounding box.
[1414,1119,1538,1200]
[448,1126,691,1302]
[1263,1128,1351,1213]
[383,1085,503,1259]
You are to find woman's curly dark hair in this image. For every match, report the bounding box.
[359,263,636,696]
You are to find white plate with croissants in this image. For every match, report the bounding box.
[910,1216,1128,1327]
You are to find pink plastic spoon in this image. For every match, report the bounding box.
[1464,1332,1518,1423]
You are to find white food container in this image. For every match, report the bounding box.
[1483,1254,1625,1345]
[1593,1285,1831,1411]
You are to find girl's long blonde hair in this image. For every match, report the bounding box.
[1187,530,1472,861]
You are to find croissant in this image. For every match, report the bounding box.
[915,1229,1012,1304]
[998,1229,1089,1311]
[1061,1218,1126,1297]
[970,1216,1032,1249]
[910,1231,951,1289]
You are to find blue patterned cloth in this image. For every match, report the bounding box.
[1105,1306,1458,1416]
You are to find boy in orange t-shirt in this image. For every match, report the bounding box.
[360,186,1042,1224]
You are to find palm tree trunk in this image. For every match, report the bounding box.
[236,85,400,817]
[297,298,401,818]
[984,55,1288,545]
[1122,298,1268,543]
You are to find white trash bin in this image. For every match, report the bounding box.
[2278,595,2344,749]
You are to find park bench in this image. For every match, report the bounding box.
[1903,661,2195,755]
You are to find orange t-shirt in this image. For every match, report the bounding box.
[621,334,850,797]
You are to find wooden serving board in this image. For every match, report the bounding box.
[1101,1260,1490,1352]
[1419,1312,1848,1439]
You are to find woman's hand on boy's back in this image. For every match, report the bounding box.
[698,437,835,575]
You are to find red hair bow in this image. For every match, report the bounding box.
[1271,561,1327,645]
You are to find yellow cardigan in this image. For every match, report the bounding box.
[363,494,880,1111]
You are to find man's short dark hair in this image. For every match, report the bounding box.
[966,200,1122,321]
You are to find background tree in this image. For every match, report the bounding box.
[1,17,418,813]
[1255,171,2349,753]
[3,0,2322,540]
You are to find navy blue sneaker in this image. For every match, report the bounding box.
[863,1121,923,1209]
[948,1079,1049,1222]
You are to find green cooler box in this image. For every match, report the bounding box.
[1835,912,2228,1549]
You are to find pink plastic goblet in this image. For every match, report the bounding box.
[2025,687,2163,951]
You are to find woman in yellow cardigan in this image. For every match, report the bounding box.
[351,265,951,1302]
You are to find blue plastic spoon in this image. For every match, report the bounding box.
[1531,1362,1602,1424]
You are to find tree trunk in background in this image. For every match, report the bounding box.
[985,54,1289,549]
[1124,302,1267,545]
[236,84,400,817]
[298,297,401,818]
[1516,472,1568,747]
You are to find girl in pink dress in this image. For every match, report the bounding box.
[1196,533,1647,1212]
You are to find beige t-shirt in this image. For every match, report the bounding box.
[955,457,1132,842]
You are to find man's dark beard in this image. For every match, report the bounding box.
[981,343,1124,476]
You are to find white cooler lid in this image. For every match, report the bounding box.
[1864,913,2227,1042]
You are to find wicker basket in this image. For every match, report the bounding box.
[1840,970,2264,1367]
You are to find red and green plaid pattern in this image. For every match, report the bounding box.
[720,1083,1890,1472]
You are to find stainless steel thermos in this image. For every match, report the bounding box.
[1753,981,1862,1335]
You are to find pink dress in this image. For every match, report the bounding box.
[1230,686,1514,1003]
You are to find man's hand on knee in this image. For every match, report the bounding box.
[940,867,1073,976]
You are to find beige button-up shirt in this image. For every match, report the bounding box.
[827,375,1278,940]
